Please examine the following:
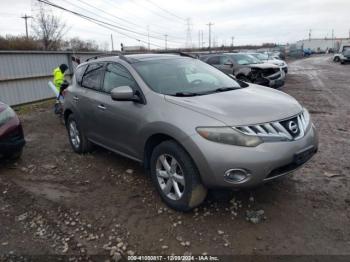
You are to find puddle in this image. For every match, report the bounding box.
[13,179,83,202]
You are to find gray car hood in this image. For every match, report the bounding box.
[248,63,279,69]
[165,85,302,126]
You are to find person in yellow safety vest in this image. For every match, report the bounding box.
[53,64,68,95]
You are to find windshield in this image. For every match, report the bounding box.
[133,58,242,96]
[230,54,262,65]
[250,53,268,61]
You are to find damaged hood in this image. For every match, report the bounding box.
[248,63,280,70]
[165,85,302,126]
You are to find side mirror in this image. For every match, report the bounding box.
[224,61,233,67]
[111,86,140,102]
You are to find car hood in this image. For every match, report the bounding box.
[248,63,280,69]
[164,85,302,126]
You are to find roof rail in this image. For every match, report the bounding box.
[85,52,134,63]
[85,52,120,62]
[118,53,132,63]
[156,51,197,58]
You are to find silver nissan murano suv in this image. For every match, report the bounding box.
[64,53,318,211]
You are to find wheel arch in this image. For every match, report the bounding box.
[143,133,185,171]
[63,108,73,123]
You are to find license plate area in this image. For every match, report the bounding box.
[294,146,316,165]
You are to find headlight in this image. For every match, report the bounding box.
[303,107,311,128]
[196,127,263,147]
[0,106,16,127]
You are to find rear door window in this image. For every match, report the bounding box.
[81,63,105,91]
[207,56,220,65]
[220,56,232,65]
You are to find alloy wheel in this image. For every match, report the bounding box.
[156,154,185,200]
[69,121,80,149]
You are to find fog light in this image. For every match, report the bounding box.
[224,169,249,184]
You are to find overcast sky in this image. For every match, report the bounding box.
[0,0,349,50]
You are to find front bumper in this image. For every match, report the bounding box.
[341,57,350,63]
[0,122,25,157]
[184,124,318,189]
[281,66,288,74]
[267,70,286,88]
[255,70,286,88]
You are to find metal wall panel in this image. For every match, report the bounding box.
[0,51,105,105]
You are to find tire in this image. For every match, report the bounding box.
[66,114,92,154]
[150,140,207,212]
[5,149,23,160]
[237,75,251,83]
[334,57,340,62]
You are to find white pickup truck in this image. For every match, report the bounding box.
[333,43,350,63]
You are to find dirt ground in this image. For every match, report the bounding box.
[0,55,349,261]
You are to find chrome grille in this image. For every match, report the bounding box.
[235,110,310,141]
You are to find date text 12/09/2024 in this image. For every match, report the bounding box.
[127,255,220,261]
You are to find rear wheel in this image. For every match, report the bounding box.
[150,140,207,211]
[66,114,92,154]
[5,149,23,160]
[237,75,251,83]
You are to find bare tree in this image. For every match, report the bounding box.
[62,37,99,51]
[32,5,68,50]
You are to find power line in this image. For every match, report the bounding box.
[100,0,180,34]
[128,0,184,24]
[76,0,183,40]
[58,0,182,44]
[37,0,164,48]
[144,0,185,22]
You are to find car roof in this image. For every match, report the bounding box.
[84,53,188,65]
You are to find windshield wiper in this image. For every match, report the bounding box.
[172,92,200,97]
[214,87,237,92]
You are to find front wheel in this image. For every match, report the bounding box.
[334,56,340,62]
[66,114,92,154]
[237,75,251,83]
[150,140,207,212]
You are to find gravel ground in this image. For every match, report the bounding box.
[0,55,349,261]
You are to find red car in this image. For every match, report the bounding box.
[0,101,25,159]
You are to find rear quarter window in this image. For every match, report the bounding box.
[74,64,87,86]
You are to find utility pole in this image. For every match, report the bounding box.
[164,34,168,50]
[309,29,312,41]
[185,18,192,48]
[331,29,334,50]
[198,30,200,48]
[110,34,114,51]
[147,25,150,51]
[206,22,214,50]
[231,36,234,47]
[21,14,33,39]
[201,30,204,48]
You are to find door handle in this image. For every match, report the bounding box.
[73,96,79,101]
[97,104,107,110]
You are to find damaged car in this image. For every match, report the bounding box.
[247,52,288,74]
[201,53,285,88]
